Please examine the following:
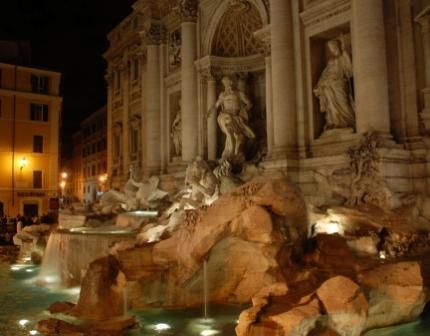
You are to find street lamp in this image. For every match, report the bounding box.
[19,157,27,172]
[61,172,68,179]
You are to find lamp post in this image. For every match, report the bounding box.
[59,171,68,208]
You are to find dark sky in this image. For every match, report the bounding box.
[0,0,133,141]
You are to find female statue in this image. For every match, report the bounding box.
[171,99,182,156]
[314,39,355,130]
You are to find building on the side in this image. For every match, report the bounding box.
[80,106,108,203]
[69,131,84,202]
[0,62,62,217]
[104,0,430,200]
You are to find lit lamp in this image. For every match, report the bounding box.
[59,180,66,190]
[99,174,108,193]
[99,174,108,183]
[19,157,27,172]
[61,172,68,179]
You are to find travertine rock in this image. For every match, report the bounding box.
[316,276,368,336]
[269,295,321,336]
[358,261,426,331]
[71,255,126,321]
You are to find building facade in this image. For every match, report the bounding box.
[104,0,430,199]
[0,63,62,217]
[81,106,108,203]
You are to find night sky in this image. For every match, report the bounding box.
[0,0,133,150]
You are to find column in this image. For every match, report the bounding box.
[270,0,296,156]
[105,70,114,182]
[180,1,199,162]
[159,43,168,173]
[265,56,274,153]
[416,7,430,131]
[352,0,391,134]
[120,57,130,176]
[207,74,217,160]
[145,44,161,175]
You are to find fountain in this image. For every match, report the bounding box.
[37,228,136,288]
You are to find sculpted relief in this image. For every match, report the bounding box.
[171,99,182,157]
[208,76,255,165]
[314,38,355,132]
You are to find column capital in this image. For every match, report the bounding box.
[140,22,167,45]
[177,0,199,23]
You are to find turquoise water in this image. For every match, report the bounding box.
[0,260,241,335]
[0,262,76,336]
[1,258,429,336]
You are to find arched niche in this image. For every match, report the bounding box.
[202,0,269,57]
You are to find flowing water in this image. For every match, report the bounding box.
[38,229,135,288]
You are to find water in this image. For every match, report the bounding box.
[128,306,243,336]
[0,262,78,336]
[38,230,135,288]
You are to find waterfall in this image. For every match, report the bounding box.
[38,230,134,288]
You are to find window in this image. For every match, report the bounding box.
[0,99,2,118]
[91,165,96,176]
[130,128,139,154]
[30,103,49,121]
[33,135,44,153]
[33,170,42,189]
[31,75,49,94]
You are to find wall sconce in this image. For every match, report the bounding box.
[99,174,108,183]
[61,172,68,179]
[19,157,27,172]
[59,180,66,189]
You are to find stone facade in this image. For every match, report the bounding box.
[104,0,430,200]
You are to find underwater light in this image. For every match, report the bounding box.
[200,329,220,336]
[379,251,386,260]
[18,319,30,326]
[29,330,38,335]
[154,323,171,331]
[26,269,34,273]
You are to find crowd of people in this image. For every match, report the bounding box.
[0,213,55,244]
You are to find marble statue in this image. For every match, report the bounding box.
[171,99,182,157]
[99,166,168,213]
[133,176,169,209]
[314,39,355,130]
[209,76,255,163]
[183,157,219,208]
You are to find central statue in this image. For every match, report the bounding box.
[209,76,255,164]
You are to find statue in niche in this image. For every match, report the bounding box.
[314,38,355,131]
[169,30,181,67]
[171,99,182,157]
[209,76,255,164]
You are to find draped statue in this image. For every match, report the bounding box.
[171,99,182,157]
[209,76,255,163]
[314,39,355,130]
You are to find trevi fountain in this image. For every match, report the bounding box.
[6,0,430,335]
